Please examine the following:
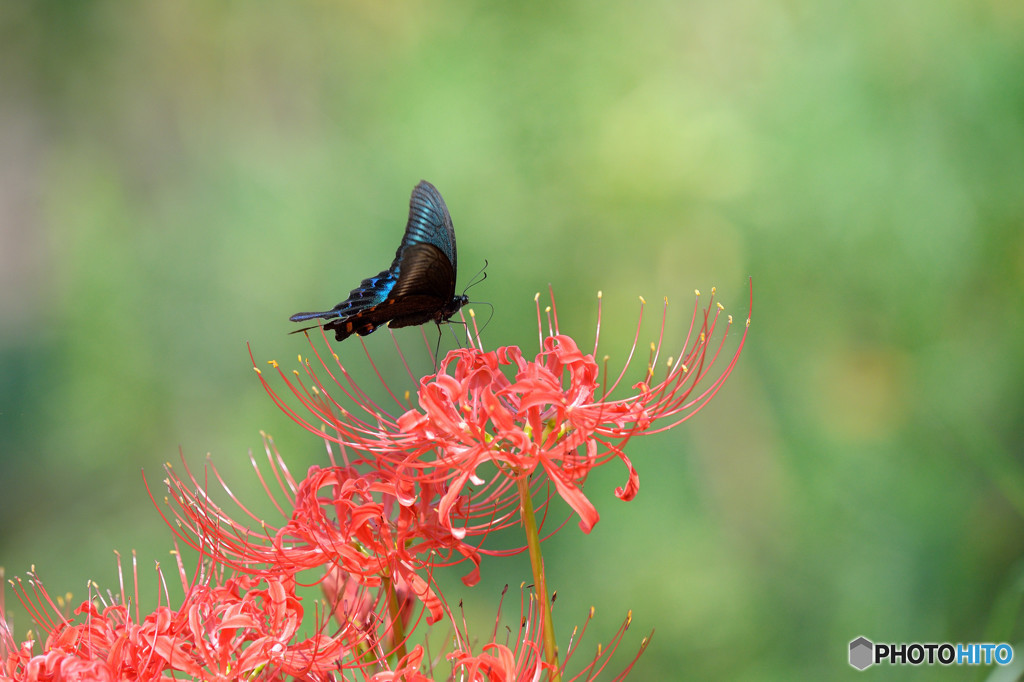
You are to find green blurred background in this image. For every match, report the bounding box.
[2,2,1023,679]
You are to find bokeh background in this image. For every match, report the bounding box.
[2,2,1023,679]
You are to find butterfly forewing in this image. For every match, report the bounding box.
[396,181,457,274]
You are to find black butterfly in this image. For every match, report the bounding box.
[290,180,469,342]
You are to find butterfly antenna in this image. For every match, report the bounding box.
[462,259,489,295]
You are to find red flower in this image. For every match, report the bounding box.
[155,441,475,624]
[396,335,640,534]
[2,559,193,680]
[444,585,650,682]
[1,555,359,680]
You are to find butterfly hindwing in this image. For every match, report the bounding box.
[290,269,396,323]
[322,307,390,341]
[382,243,456,328]
[329,269,397,315]
[289,180,466,342]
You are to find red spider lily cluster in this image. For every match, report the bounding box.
[2,555,343,680]
[1,285,749,680]
[3,555,643,680]
[262,286,749,538]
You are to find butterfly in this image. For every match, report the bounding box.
[289,180,469,342]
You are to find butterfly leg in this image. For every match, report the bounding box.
[433,323,444,372]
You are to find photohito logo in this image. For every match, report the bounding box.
[848,636,1013,670]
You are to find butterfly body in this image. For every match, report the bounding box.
[290,181,468,342]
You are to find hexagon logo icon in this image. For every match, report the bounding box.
[849,636,873,670]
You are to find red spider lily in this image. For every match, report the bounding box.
[152,438,474,625]
[260,284,751,536]
[444,585,651,682]
[1,553,362,680]
[2,555,191,680]
[396,335,640,535]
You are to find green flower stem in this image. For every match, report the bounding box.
[517,475,562,682]
[383,574,408,664]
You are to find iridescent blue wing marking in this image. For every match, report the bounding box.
[288,268,396,323]
[289,180,466,342]
[395,180,457,275]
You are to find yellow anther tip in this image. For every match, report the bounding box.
[597,290,603,298]
[534,293,540,301]
[717,302,724,310]
[695,289,700,296]
[638,295,646,304]
[253,367,262,375]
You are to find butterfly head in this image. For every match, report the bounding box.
[444,294,470,321]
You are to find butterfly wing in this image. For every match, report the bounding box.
[381,243,457,328]
[318,244,456,340]
[393,180,457,274]
[288,266,399,340]
[289,269,396,321]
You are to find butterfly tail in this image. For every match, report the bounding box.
[289,310,332,322]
